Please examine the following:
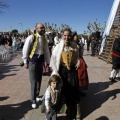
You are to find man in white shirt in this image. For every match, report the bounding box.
[22,23,50,108]
[79,35,85,56]
[54,33,61,45]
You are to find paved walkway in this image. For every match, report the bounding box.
[0,46,120,120]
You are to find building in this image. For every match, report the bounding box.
[99,0,120,63]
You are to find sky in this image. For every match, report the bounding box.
[0,0,114,34]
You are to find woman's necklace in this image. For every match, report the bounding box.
[64,42,70,51]
[64,45,69,51]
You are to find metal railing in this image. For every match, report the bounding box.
[0,45,12,62]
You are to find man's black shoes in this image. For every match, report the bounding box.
[109,77,116,82]
[115,77,120,81]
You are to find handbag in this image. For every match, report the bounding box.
[19,60,29,67]
[41,96,46,113]
[20,61,24,67]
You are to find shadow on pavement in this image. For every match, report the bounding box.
[0,96,9,101]
[0,64,19,80]
[81,81,120,119]
[0,100,32,120]
[95,116,109,120]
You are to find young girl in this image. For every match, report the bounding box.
[45,74,61,120]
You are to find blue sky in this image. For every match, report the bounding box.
[0,0,113,34]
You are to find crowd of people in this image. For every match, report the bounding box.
[0,34,26,50]
[0,23,108,120]
[86,36,101,56]
[21,23,90,120]
[0,34,28,61]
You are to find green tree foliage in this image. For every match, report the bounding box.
[11,29,18,34]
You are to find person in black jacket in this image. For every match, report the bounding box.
[91,37,96,56]
[109,37,120,82]
[8,35,13,47]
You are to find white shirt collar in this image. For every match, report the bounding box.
[36,33,42,38]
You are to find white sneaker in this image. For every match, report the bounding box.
[31,103,36,109]
[36,97,42,102]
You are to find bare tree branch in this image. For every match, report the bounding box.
[0,1,9,14]
[85,19,106,34]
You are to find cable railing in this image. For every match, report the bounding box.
[0,45,12,62]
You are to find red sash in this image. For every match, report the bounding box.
[112,52,120,58]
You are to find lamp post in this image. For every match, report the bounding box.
[9,26,12,35]
[9,26,12,31]
[19,23,23,33]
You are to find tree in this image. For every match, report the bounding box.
[44,22,72,34]
[11,29,18,36]
[0,1,9,14]
[84,19,106,35]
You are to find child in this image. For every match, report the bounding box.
[45,74,61,120]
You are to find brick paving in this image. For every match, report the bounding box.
[0,47,120,120]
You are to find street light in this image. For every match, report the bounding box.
[19,23,23,33]
[9,26,12,31]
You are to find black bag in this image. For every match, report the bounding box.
[20,61,24,67]
[41,96,46,113]
[19,60,29,67]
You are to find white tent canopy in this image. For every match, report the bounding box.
[99,0,120,55]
